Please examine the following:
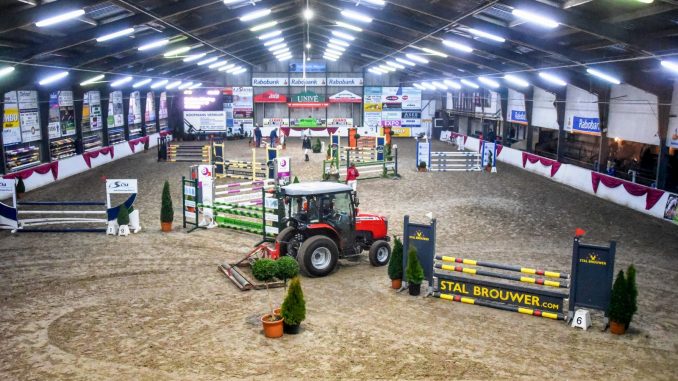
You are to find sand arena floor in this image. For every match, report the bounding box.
[1,137,677,380]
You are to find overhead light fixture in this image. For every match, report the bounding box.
[233,68,248,74]
[79,74,104,86]
[224,0,242,4]
[327,43,346,51]
[178,82,194,90]
[268,43,287,51]
[96,28,134,42]
[636,0,654,3]
[271,47,289,55]
[406,53,429,64]
[274,50,291,58]
[183,52,207,62]
[219,63,237,71]
[138,39,169,51]
[341,9,372,23]
[442,40,473,53]
[421,47,447,57]
[35,9,85,27]
[189,83,202,89]
[306,43,311,49]
[209,61,229,69]
[164,46,192,57]
[111,76,133,87]
[512,9,559,29]
[386,61,405,69]
[250,20,277,32]
[478,76,500,88]
[395,57,416,66]
[378,65,395,72]
[132,78,152,88]
[329,38,350,47]
[539,72,567,86]
[240,8,271,22]
[413,83,425,90]
[278,55,293,62]
[258,30,282,40]
[443,79,462,89]
[332,30,355,41]
[467,28,505,43]
[38,71,69,85]
[368,68,383,75]
[421,82,436,90]
[150,79,169,89]
[197,56,219,66]
[363,0,386,5]
[325,48,343,56]
[660,60,678,73]
[0,66,15,77]
[324,55,338,61]
[324,51,341,59]
[304,8,314,20]
[503,74,530,88]
[264,37,285,46]
[336,21,362,32]
[586,68,621,85]
[226,66,241,74]
[432,81,448,90]
[460,79,479,89]
[166,80,182,89]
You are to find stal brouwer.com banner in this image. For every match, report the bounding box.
[183,88,226,131]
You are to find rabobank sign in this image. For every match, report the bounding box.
[572,116,601,134]
[510,110,527,123]
[327,78,363,86]
[252,78,287,87]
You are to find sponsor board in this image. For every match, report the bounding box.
[381,111,401,120]
[106,179,138,194]
[571,116,601,135]
[290,77,326,86]
[364,112,381,128]
[392,127,411,137]
[145,92,156,123]
[364,103,382,112]
[382,119,401,127]
[401,119,421,127]
[159,92,168,119]
[327,77,363,86]
[329,90,362,103]
[184,111,226,131]
[263,118,290,127]
[3,91,21,145]
[252,77,288,87]
[254,90,287,103]
[289,62,325,72]
[510,110,527,124]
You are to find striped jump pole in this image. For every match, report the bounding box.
[434,263,568,288]
[436,256,569,279]
[433,292,565,320]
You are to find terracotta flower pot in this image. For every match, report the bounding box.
[610,320,626,335]
[391,279,402,289]
[418,167,427,172]
[261,314,283,338]
[161,221,173,232]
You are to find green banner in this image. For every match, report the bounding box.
[291,91,324,103]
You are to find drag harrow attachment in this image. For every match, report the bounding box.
[218,241,285,291]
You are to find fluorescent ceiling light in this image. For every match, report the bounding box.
[0,66,15,77]
[138,39,169,51]
[80,74,104,86]
[512,9,559,29]
[363,0,386,5]
[271,47,289,55]
[278,55,293,61]
[240,8,271,22]
[258,30,282,40]
[151,79,169,89]
[209,61,228,69]
[325,48,343,56]
[503,74,530,88]
[324,55,338,61]
[132,78,152,88]
[341,9,372,23]
[164,46,191,57]
[264,37,284,46]
[329,38,350,47]
[111,76,133,87]
[378,65,395,72]
[226,66,241,74]
[467,28,505,43]
[166,80,182,89]
[386,61,405,69]
[538,72,567,86]
[413,83,425,90]
[460,79,479,89]
[250,20,277,32]
[274,50,291,58]
[586,68,621,85]
[368,68,383,75]
[395,57,415,66]
[224,0,242,3]
[406,53,429,64]
[96,28,134,42]
[38,71,69,85]
[268,43,287,51]
[443,79,462,89]
[306,43,311,48]
[332,30,355,41]
[636,0,654,3]
[233,68,247,74]
[219,63,237,71]
[442,40,473,53]
[327,43,346,51]
[421,82,436,90]
[324,52,341,59]
[660,60,678,73]
[421,47,448,57]
[189,83,202,89]
[197,56,219,65]
[432,81,448,90]
[178,82,194,90]
[35,9,85,27]
[336,21,362,32]
[304,8,314,20]
[478,76,500,88]
[183,52,207,62]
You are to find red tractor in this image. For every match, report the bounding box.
[275,182,391,277]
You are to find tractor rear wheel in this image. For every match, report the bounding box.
[298,236,339,277]
[369,240,391,267]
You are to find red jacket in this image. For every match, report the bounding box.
[346,166,359,181]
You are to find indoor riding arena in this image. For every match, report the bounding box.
[1,1,678,380]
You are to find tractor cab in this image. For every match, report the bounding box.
[277,182,390,277]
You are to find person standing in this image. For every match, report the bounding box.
[302,128,312,161]
[269,127,278,148]
[254,124,262,148]
[346,162,359,191]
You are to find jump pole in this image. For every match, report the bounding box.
[435,256,569,279]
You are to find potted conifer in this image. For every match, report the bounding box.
[252,259,283,338]
[609,265,638,334]
[117,205,130,236]
[388,237,404,289]
[16,178,25,199]
[418,161,427,172]
[625,265,638,330]
[281,276,306,334]
[160,180,173,232]
[406,246,424,296]
[312,138,322,153]
[293,176,300,184]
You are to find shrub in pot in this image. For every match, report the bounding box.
[160,180,174,232]
[281,276,306,334]
[276,256,300,292]
[406,246,424,296]
[418,161,427,172]
[293,176,300,184]
[16,178,25,199]
[117,204,130,236]
[625,265,638,330]
[388,236,403,289]
[312,138,322,153]
[608,266,638,335]
[252,259,283,338]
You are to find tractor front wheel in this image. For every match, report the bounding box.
[298,236,339,277]
[368,240,391,267]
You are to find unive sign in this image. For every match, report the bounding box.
[572,116,600,134]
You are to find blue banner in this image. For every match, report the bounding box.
[289,62,326,72]
[510,110,527,123]
[572,116,600,134]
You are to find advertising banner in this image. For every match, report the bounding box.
[391,126,411,137]
[159,92,168,119]
[507,88,527,125]
[381,110,401,120]
[254,90,287,103]
[88,91,103,131]
[48,92,61,139]
[107,91,124,128]
[327,77,363,86]
[571,117,601,134]
[233,86,253,119]
[263,118,290,127]
[184,88,226,131]
[18,90,41,143]
[58,91,75,136]
[401,87,422,110]
[3,91,21,145]
[145,92,156,123]
[289,62,325,72]
[565,85,600,135]
[329,90,361,103]
[667,81,678,148]
[184,111,226,131]
[664,194,678,224]
[252,77,289,87]
[128,91,142,125]
[402,111,421,127]
[277,156,291,184]
[290,77,326,86]
[327,118,353,127]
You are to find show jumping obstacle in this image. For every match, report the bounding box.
[0,179,138,233]
[322,134,398,181]
[166,142,211,163]
[416,139,496,172]
[212,142,278,181]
